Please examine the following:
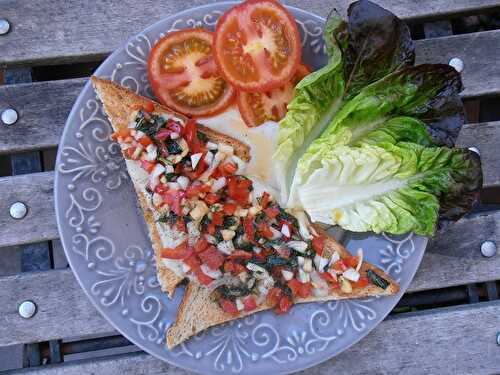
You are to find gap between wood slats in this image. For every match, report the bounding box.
[3,301,500,375]
[1,0,499,68]
[0,209,498,347]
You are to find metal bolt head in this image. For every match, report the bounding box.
[0,19,10,35]
[1,108,18,125]
[449,57,464,73]
[481,241,497,258]
[18,300,37,319]
[9,201,27,219]
[468,146,480,156]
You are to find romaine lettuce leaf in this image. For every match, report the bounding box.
[293,141,481,236]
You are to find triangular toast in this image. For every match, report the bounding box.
[91,76,251,297]
[91,77,399,349]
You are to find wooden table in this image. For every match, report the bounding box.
[0,1,499,373]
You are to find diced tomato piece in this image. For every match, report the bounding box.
[332,259,348,272]
[260,192,271,209]
[287,278,301,296]
[136,101,155,113]
[345,256,359,268]
[354,276,369,288]
[220,299,239,315]
[264,207,280,219]
[211,211,224,226]
[267,287,283,307]
[184,254,200,269]
[243,296,257,311]
[194,237,209,253]
[112,128,131,140]
[243,217,255,242]
[320,271,337,284]
[205,193,220,205]
[297,282,313,298]
[124,147,136,159]
[257,222,274,240]
[223,261,246,274]
[227,176,251,205]
[223,203,237,215]
[160,241,192,260]
[312,235,326,256]
[207,223,216,235]
[199,246,225,270]
[223,162,237,175]
[154,184,168,194]
[194,267,214,285]
[140,160,156,173]
[227,250,253,261]
[275,295,293,315]
[186,184,203,198]
[138,135,153,147]
[182,119,206,154]
[176,217,186,232]
[162,189,184,216]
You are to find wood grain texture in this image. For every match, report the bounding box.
[0,172,58,248]
[0,78,85,154]
[1,208,498,346]
[0,268,115,347]
[456,121,500,189]
[0,0,499,67]
[5,301,500,375]
[415,30,500,99]
[408,210,500,293]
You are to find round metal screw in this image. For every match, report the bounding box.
[9,202,27,219]
[0,19,10,35]
[1,108,18,125]
[449,57,464,73]
[18,300,37,319]
[481,241,497,258]
[468,146,480,156]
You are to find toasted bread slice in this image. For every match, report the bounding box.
[91,76,250,297]
[166,227,399,348]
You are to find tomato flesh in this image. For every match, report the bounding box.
[214,0,301,92]
[148,29,235,116]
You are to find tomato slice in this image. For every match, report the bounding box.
[214,0,301,92]
[237,64,310,126]
[148,29,235,116]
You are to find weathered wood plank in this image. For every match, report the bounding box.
[0,78,85,154]
[0,172,57,248]
[1,209,498,347]
[415,30,500,99]
[456,121,500,189]
[6,301,500,375]
[0,269,115,347]
[1,0,499,67]
[408,210,500,293]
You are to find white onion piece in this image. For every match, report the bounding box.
[211,177,226,192]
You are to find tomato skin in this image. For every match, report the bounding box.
[199,246,225,270]
[220,299,239,315]
[227,250,253,261]
[287,278,301,296]
[345,256,359,268]
[243,217,255,242]
[148,29,235,117]
[112,128,131,140]
[138,136,153,147]
[257,222,274,240]
[297,282,312,298]
[275,295,292,314]
[140,160,156,173]
[223,203,237,215]
[160,241,193,260]
[214,0,301,92]
[205,193,220,205]
[312,235,326,256]
[211,211,224,226]
[243,296,257,311]
[354,276,369,288]
[194,237,209,253]
[264,207,280,219]
[267,287,283,306]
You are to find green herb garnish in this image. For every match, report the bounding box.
[367,269,390,289]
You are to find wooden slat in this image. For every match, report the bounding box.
[0,268,114,347]
[415,30,500,99]
[6,301,500,375]
[456,121,500,189]
[1,209,498,347]
[0,78,85,154]
[0,172,57,248]
[408,210,500,293]
[0,0,499,67]
[1,30,499,156]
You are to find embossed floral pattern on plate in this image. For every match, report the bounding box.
[54,3,427,374]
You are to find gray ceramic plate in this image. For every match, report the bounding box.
[54,2,427,374]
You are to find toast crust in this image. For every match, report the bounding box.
[166,227,399,348]
[91,76,251,297]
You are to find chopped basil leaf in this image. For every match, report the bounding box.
[216,284,251,300]
[157,212,178,225]
[367,269,390,289]
[197,131,208,143]
[166,139,182,154]
[157,156,173,166]
[165,173,178,182]
[223,216,238,228]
